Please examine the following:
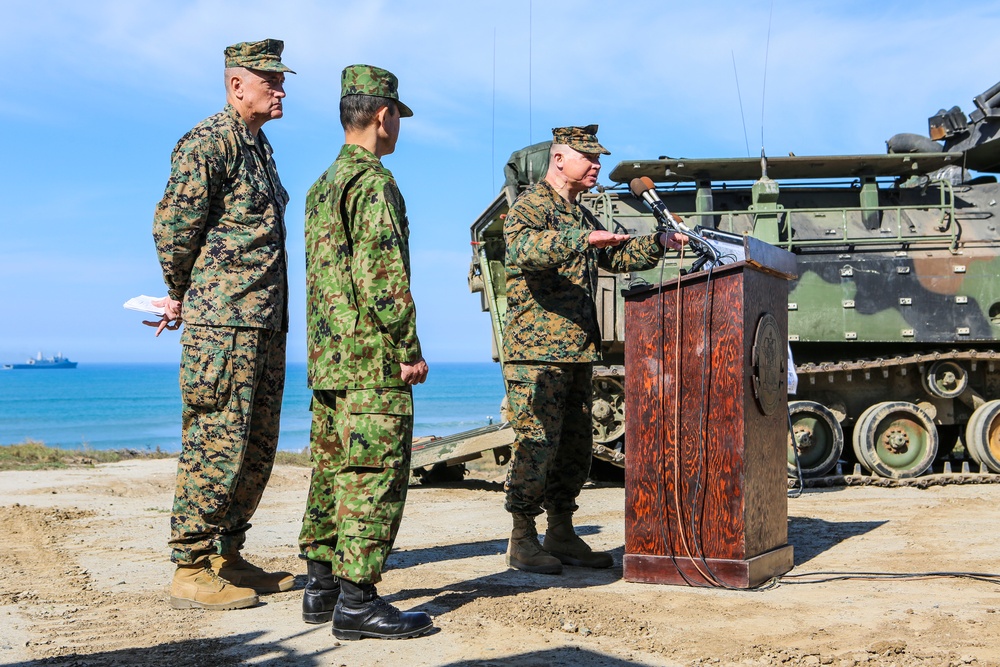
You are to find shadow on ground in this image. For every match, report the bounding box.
[387,523,612,570]
[7,634,666,667]
[5,628,337,667]
[437,646,664,666]
[787,515,885,565]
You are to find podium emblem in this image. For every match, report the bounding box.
[752,313,784,415]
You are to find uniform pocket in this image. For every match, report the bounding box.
[502,363,557,431]
[341,516,391,542]
[503,363,548,385]
[347,388,413,415]
[179,326,235,411]
[345,388,413,469]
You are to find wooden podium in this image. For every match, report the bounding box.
[622,236,796,588]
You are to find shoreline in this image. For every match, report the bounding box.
[0,441,312,471]
[0,362,506,453]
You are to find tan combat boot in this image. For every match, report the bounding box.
[506,513,562,574]
[542,512,614,568]
[169,562,259,610]
[209,553,295,593]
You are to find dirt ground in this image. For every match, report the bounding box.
[1,459,998,667]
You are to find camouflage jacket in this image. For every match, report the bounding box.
[153,104,289,331]
[503,179,664,363]
[305,143,422,390]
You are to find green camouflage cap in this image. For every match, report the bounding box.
[552,124,610,155]
[341,64,413,117]
[224,39,295,74]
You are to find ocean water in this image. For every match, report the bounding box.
[0,362,506,453]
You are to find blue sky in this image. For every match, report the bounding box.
[2,1,1000,364]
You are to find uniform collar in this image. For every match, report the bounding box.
[538,178,577,215]
[224,103,260,147]
[340,142,383,166]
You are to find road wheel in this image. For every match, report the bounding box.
[965,399,1000,473]
[851,401,938,479]
[787,400,844,478]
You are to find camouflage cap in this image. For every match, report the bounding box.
[341,64,413,117]
[552,124,610,155]
[224,39,295,74]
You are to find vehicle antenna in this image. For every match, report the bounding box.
[760,0,775,159]
[731,50,751,158]
[492,26,497,194]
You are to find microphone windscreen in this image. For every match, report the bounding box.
[640,176,657,192]
[629,177,649,198]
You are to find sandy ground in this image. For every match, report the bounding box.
[1,459,999,667]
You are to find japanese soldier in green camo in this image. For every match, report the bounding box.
[299,64,433,641]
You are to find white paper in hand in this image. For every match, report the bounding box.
[124,295,167,317]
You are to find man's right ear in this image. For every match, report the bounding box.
[228,74,244,99]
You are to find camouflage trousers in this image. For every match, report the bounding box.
[503,362,593,517]
[298,387,413,584]
[168,325,286,564]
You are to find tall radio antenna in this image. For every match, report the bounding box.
[731,50,751,158]
[492,26,497,194]
[760,0,775,155]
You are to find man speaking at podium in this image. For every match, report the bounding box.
[501,125,686,575]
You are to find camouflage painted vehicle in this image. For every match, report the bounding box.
[469,80,1000,481]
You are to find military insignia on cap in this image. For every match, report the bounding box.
[552,124,610,155]
[224,39,295,74]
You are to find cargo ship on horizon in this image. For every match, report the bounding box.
[2,352,78,370]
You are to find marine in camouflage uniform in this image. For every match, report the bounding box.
[298,64,433,641]
[152,39,295,610]
[502,125,684,574]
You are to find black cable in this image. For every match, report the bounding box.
[779,571,1000,586]
[655,240,746,589]
[687,262,716,565]
[655,248,703,587]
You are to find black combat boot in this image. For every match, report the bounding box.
[302,560,340,624]
[332,579,433,640]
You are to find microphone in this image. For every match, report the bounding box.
[629,176,692,233]
[629,176,718,263]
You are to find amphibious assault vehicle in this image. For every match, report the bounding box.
[467,80,1000,481]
